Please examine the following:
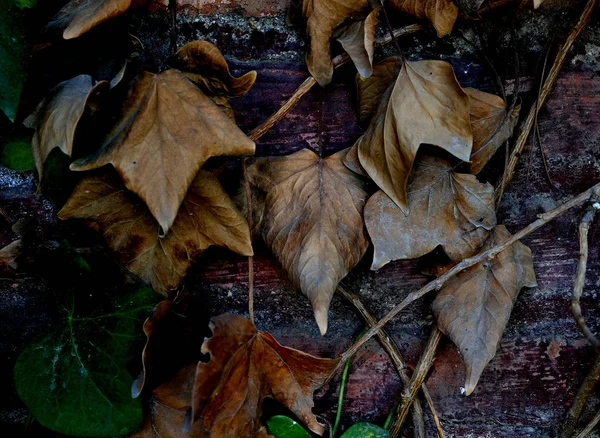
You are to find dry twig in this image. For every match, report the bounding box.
[574,408,600,438]
[564,355,600,438]
[242,159,255,323]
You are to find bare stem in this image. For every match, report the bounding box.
[422,383,445,438]
[564,354,600,438]
[495,0,596,204]
[340,181,600,363]
[242,159,255,323]
[574,408,600,438]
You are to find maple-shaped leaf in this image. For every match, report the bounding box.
[354,59,472,213]
[23,75,109,179]
[432,225,537,395]
[247,148,369,335]
[365,155,496,270]
[388,0,458,37]
[355,56,401,126]
[59,168,253,296]
[49,0,132,39]
[191,314,340,436]
[69,69,255,234]
[466,88,520,174]
[302,0,378,86]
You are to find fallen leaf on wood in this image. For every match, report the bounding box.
[59,168,253,296]
[466,88,520,174]
[302,0,376,86]
[49,0,132,39]
[190,314,339,435]
[247,148,369,334]
[389,0,458,37]
[69,69,255,234]
[355,59,472,213]
[354,56,401,126]
[432,225,537,395]
[0,239,22,269]
[24,75,109,179]
[365,155,496,270]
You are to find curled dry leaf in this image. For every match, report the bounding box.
[365,155,496,270]
[302,0,377,86]
[191,314,340,436]
[24,75,109,179]
[354,59,473,213]
[247,148,369,335]
[69,69,255,235]
[49,0,132,40]
[432,225,537,395]
[466,88,520,174]
[389,0,458,37]
[59,168,253,296]
[0,239,22,269]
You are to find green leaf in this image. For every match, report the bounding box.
[14,0,37,8]
[341,423,390,438]
[0,1,28,121]
[14,287,158,437]
[1,138,34,170]
[267,415,312,438]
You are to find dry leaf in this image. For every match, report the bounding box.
[69,69,255,235]
[49,0,132,40]
[355,56,401,126]
[466,88,520,174]
[302,0,376,86]
[389,0,458,37]
[59,168,253,296]
[355,59,472,213]
[432,225,537,395]
[191,314,340,436]
[534,0,545,8]
[365,155,496,270]
[24,75,109,179]
[0,239,22,269]
[247,148,369,335]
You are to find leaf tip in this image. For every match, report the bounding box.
[313,306,328,336]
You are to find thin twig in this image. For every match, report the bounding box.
[242,159,255,323]
[495,0,596,204]
[338,181,600,365]
[336,286,425,438]
[564,354,600,438]
[422,384,445,438]
[390,327,442,438]
[168,0,177,54]
[574,408,600,438]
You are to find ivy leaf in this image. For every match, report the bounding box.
[14,286,157,436]
[432,225,537,395]
[365,155,496,270]
[24,74,109,178]
[247,148,369,335]
[14,0,37,8]
[354,59,473,214]
[69,69,255,235]
[341,423,390,437]
[1,137,35,170]
[59,168,253,296]
[190,314,340,436]
[302,0,377,86]
[48,0,132,40]
[388,0,458,37]
[0,1,27,121]
[267,416,312,437]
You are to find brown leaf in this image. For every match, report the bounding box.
[24,75,109,179]
[59,168,253,295]
[69,69,255,234]
[355,56,401,126]
[247,148,369,334]
[191,314,340,435]
[302,0,376,86]
[365,155,496,270]
[172,41,257,98]
[355,60,473,213]
[49,0,132,40]
[432,225,537,395]
[389,0,458,37]
[466,88,520,174]
[0,239,22,269]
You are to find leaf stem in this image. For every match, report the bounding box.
[564,354,600,438]
[332,353,351,437]
[242,159,255,324]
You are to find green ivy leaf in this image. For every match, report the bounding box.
[340,423,390,438]
[267,415,312,438]
[14,287,158,436]
[1,138,35,170]
[14,0,37,8]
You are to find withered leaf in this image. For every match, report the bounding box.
[365,155,496,270]
[49,0,132,40]
[247,148,369,335]
[466,88,520,174]
[302,0,376,86]
[24,75,109,179]
[0,239,22,269]
[59,168,253,296]
[534,0,546,8]
[388,0,458,37]
[432,225,537,395]
[355,60,472,213]
[191,314,340,436]
[355,56,401,126]
[69,69,255,234]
